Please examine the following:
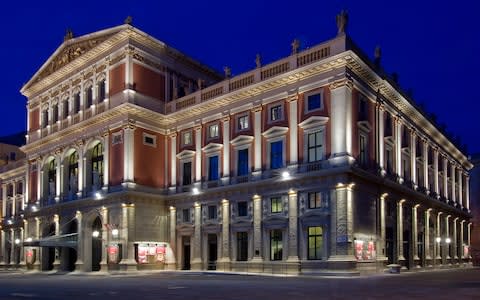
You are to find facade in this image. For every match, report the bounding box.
[0,16,473,274]
[469,154,480,266]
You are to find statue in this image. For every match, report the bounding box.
[336,10,349,35]
[374,45,381,67]
[64,29,74,42]
[291,39,300,55]
[124,16,133,25]
[197,78,204,90]
[223,66,231,78]
[255,53,262,68]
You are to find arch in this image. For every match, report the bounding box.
[41,222,56,271]
[61,219,78,272]
[91,216,103,271]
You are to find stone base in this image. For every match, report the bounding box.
[190,259,203,271]
[165,262,177,270]
[216,259,231,271]
[118,259,138,271]
[53,260,61,272]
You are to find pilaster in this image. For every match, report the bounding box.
[102,131,110,189]
[329,80,353,164]
[397,200,406,267]
[252,195,263,262]
[422,141,429,194]
[170,133,177,187]
[119,203,137,270]
[222,116,230,181]
[194,125,202,183]
[253,107,262,173]
[218,199,231,270]
[191,202,202,270]
[433,149,439,197]
[412,205,420,267]
[443,157,448,201]
[376,101,385,174]
[410,131,417,187]
[287,190,299,262]
[99,207,108,272]
[167,206,177,269]
[287,93,298,165]
[123,121,135,184]
[75,211,84,271]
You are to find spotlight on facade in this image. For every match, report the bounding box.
[14,239,20,245]
[95,192,102,200]
[92,230,100,238]
[192,187,199,195]
[435,237,442,243]
[26,237,33,242]
[111,229,119,237]
[7,219,13,225]
[281,171,290,179]
[445,237,451,244]
[31,205,38,212]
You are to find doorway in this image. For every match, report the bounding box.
[182,236,191,270]
[42,224,56,271]
[91,217,102,271]
[386,227,394,264]
[207,234,218,270]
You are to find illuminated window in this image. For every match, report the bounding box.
[91,143,104,189]
[306,93,322,112]
[97,79,106,101]
[238,201,248,217]
[208,124,219,138]
[270,197,282,213]
[270,105,282,121]
[48,159,56,196]
[270,140,283,169]
[307,130,324,162]
[237,232,248,261]
[270,229,283,261]
[208,156,219,181]
[308,226,323,260]
[308,192,327,209]
[182,131,192,145]
[238,115,249,130]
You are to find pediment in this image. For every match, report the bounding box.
[298,116,329,130]
[262,126,288,139]
[202,142,223,153]
[177,149,195,159]
[357,120,372,132]
[230,135,254,147]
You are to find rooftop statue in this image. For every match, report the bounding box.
[336,10,349,35]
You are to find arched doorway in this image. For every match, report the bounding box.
[91,217,102,271]
[62,220,78,272]
[42,224,55,271]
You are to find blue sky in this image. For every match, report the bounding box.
[1,0,479,154]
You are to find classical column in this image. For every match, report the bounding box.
[19,228,25,266]
[24,165,30,207]
[288,93,298,166]
[329,184,355,262]
[467,222,472,259]
[433,149,439,197]
[53,214,61,270]
[99,207,108,272]
[425,209,432,263]
[191,202,202,270]
[38,159,42,204]
[465,176,470,211]
[125,46,134,90]
[218,199,230,270]
[119,203,136,270]
[170,133,177,187]
[222,116,230,180]
[287,190,299,262]
[376,101,385,173]
[102,132,110,189]
[10,229,15,265]
[450,164,456,204]
[460,220,465,260]
[167,206,177,269]
[397,200,406,265]
[330,80,353,162]
[123,122,135,184]
[12,182,17,216]
[378,193,387,261]
[445,215,451,261]
[194,125,202,183]
[55,153,61,201]
[443,157,448,201]
[412,205,420,266]
[435,212,442,262]
[395,118,402,181]
[0,230,5,265]
[422,141,429,193]
[76,141,85,197]
[410,131,417,187]
[253,107,262,173]
[453,218,459,263]
[457,169,463,208]
[75,211,84,271]
[1,183,6,217]
[252,195,263,262]
[33,217,41,269]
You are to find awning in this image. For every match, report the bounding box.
[23,233,78,249]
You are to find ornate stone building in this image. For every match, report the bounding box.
[0,15,473,274]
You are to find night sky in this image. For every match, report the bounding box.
[1,0,479,155]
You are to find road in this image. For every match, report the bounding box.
[0,268,479,300]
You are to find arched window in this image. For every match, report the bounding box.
[97,79,106,101]
[69,152,79,192]
[48,159,56,197]
[91,143,104,189]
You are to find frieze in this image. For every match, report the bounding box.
[109,53,126,66]
[132,53,166,72]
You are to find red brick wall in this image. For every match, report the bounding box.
[29,108,39,132]
[133,63,165,101]
[109,64,125,96]
[134,129,165,188]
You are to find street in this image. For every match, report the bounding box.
[0,268,479,300]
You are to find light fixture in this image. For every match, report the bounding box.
[281,171,290,179]
[26,237,33,242]
[95,192,102,200]
[192,187,199,195]
[7,219,13,225]
[445,237,451,244]
[111,229,119,237]
[92,230,100,238]
[31,205,38,212]
[14,239,20,245]
[435,237,442,243]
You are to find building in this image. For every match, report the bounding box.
[469,154,480,266]
[0,13,473,274]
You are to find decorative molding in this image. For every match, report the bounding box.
[298,116,329,130]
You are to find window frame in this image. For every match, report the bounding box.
[237,114,249,131]
[270,229,283,261]
[207,155,220,181]
[143,133,157,148]
[236,232,249,261]
[208,123,219,139]
[307,226,323,260]
[182,130,193,146]
[237,201,248,217]
[268,103,284,123]
[270,197,283,213]
[304,127,325,163]
[304,90,324,114]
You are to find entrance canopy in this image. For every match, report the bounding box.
[23,233,78,249]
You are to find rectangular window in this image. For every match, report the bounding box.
[270,197,282,213]
[270,105,282,121]
[386,148,393,173]
[270,229,283,261]
[208,156,219,181]
[98,80,106,101]
[308,192,322,209]
[42,110,48,128]
[183,162,192,185]
[52,105,58,123]
[63,100,69,119]
[270,140,283,169]
[208,205,217,220]
[307,93,322,111]
[143,133,156,147]
[238,201,248,217]
[237,232,248,261]
[358,97,368,120]
[182,209,190,222]
[308,226,323,260]
[208,124,219,139]
[86,86,93,108]
[359,134,368,166]
[307,130,324,162]
[237,149,249,176]
[238,115,249,130]
[74,93,80,114]
[182,131,192,145]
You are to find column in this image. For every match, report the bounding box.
[76,141,85,197]
[425,209,432,262]
[1,184,6,217]
[19,228,25,266]
[433,150,439,197]
[460,220,465,259]
[53,214,60,269]
[457,169,463,208]
[395,118,402,181]
[75,211,84,270]
[125,46,134,90]
[397,200,405,265]
[0,230,5,265]
[170,133,177,187]
[191,202,202,270]
[410,131,417,186]
[10,229,15,265]
[453,218,458,262]
[252,195,263,261]
[450,164,456,204]
[119,203,136,270]
[123,122,135,184]
[435,212,442,262]
[412,205,419,265]
[168,206,176,269]
[443,157,448,201]
[218,199,230,270]
[37,159,42,204]
[194,125,202,183]
[33,217,41,269]
[467,222,472,259]
[222,116,230,179]
[55,153,61,200]
[12,182,16,216]
[288,94,298,166]
[102,132,110,189]
[253,107,262,172]
[287,190,299,262]
[376,101,385,173]
[24,165,29,208]
[378,194,387,261]
[329,184,355,262]
[465,176,470,210]
[422,142,429,193]
[330,80,353,161]
[445,215,451,261]
[99,207,108,271]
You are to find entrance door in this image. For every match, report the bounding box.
[417,232,424,266]
[403,229,410,269]
[91,217,102,271]
[208,234,218,270]
[182,236,191,270]
[386,227,394,264]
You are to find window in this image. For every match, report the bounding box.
[238,115,249,130]
[271,197,282,213]
[208,156,219,181]
[182,209,190,222]
[270,229,283,261]
[97,79,106,101]
[69,152,79,192]
[270,105,282,121]
[238,201,248,217]
[182,162,192,185]
[182,131,192,146]
[270,140,283,169]
[237,149,249,176]
[358,96,368,120]
[208,205,217,220]
[208,124,219,139]
[308,192,327,209]
[73,93,81,114]
[143,133,156,147]
[359,134,368,166]
[63,99,69,119]
[386,148,393,174]
[307,130,324,162]
[48,159,56,196]
[9,152,16,161]
[52,104,58,123]
[42,110,48,128]
[91,143,104,189]
[86,86,93,108]
[308,226,323,260]
[307,93,322,111]
[237,232,248,261]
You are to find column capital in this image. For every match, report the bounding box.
[194,124,202,132]
[169,132,178,139]
[286,92,299,103]
[123,119,136,130]
[251,105,263,113]
[169,206,176,212]
[329,78,353,90]
[221,115,230,123]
